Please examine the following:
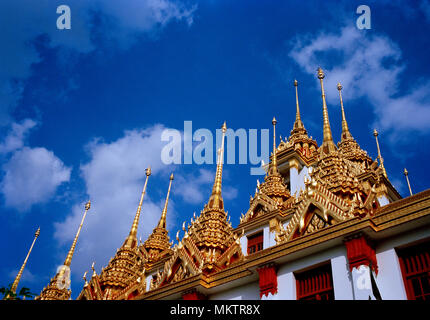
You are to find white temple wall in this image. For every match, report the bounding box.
[289,165,310,197]
[375,227,430,300]
[275,245,351,300]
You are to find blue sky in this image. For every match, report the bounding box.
[1,0,430,298]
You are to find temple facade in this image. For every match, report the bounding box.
[30,68,430,301]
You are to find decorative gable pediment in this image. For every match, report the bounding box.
[275,178,352,243]
[240,193,277,224]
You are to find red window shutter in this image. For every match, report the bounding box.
[257,264,278,298]
[398,242,430,300]
[296,264,334,300]
[247,232,263,255]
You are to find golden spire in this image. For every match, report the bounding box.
[404,168,413,196]
[64,200,91,267]
[157,173,174,229]
[373,129,388,178]
[208,122,227,209]
[293,80,304,130]
[9,227,40,295]
[337,82,353,141]
[124,167,151,248]
[317,67,337,154]
[268,117,279,175]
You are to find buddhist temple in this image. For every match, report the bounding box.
[23,68,430,300]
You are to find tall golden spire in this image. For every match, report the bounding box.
[268,117,279,175]
[124,167,151,248]
[373,129,387,178]
[64,200,91,267]
[157,173,174,229]
[208,122,227,209]
[9,227,40,296]
[337,83,353,141]
[404,168,413,196]
[317,67,337,154]
[293,80,304,130]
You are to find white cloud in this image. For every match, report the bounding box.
[1,147,71,212]
[174,168,213,204]
[288,26,430,140]
[0,119,37,154]
[174,167,239,204]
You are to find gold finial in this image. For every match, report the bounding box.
[404,168,413,196]
[317,68,336,154]
[293,79,304,130]
[91,262,97,277]
[124,167,151,248]
[268,117,279,175]
[83,271,88,285]
[64,201,91,266]
[9,227,40,295]
[208,122,227,209]
[157,173,174,229]
[373,129,387,178]
[337,82,352,141]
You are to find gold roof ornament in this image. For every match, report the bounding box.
[158,173,174,229]
[336,83,372,165]
[7,227,40,299]
[283,79,318,160]
[373,129,388,178]
[317,67,337,155]
[259,118,290,204]
[293,80,305,131]
[337,83,353,141]
[37,201,91,300]
[143,173,174,262]
[64,200,91,266]
[124,167,151,249]
[93,168,150,299]
[207,122,227,209]
[404,168,413,196]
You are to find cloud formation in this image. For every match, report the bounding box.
[1,147,71,212]
[0,119,71,212]
[288,26,430,140]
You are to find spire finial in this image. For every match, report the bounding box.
[268,117,279,175]
[337,82,352,141]
[208,122,227,209]
[373,129,387,178]
[64,200,91,266]
[124,167,151,248]
[317,68,336,154]
[293,80,304,129]
[404,168,413,196]
[157,173,174,229]
[9,227,40,295]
